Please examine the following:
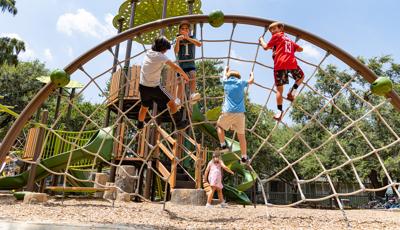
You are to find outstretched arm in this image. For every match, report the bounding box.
[259,36,271,51]
[222,66,229,80]
[221,161,234,175]
[184,35,202,47]
[166,60,190,83]
[248,71,255,85]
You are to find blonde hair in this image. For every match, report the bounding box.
[227,70,241,79]
[212,151,221,158]
[268,22,284,31]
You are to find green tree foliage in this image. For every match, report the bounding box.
[0,0,25,66]
[0,0,17,15]
[289,55,400,195]
[0,37,25,66]
[113,0,202,44]
[0,61,48,137]
[0,60,107,142]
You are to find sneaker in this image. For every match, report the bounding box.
[241,156,249,164]
[175,120,189,131]
[287,91,296,102]
[206,203,213,208]
[174,98,182,110]
[219,141,230,153]
[220,202,227,208]
[190,93,201,105]
[137,121,144,130]
[273,111,283,121]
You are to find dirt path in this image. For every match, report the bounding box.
[0,195,399,229]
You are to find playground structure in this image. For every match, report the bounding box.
[0,1,399,220]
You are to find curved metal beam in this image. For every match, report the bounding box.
[1,14,399,163]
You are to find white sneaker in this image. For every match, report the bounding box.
[190,93,201,105]
[206,203,213,208]
[273,110,283,121]
[174,98,182,110]
[220,202,227,208]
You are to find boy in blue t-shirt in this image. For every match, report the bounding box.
[174,21,202,105]
[217,66,254,163]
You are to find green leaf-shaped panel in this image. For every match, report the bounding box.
[113,0,202,44]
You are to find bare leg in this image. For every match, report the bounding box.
[276,85,284,106]
[217,188,224,204]
[237,133,247,159]
[138,106,148,122]
[207,187,216,204]
[288,76,305,100]
[274,85,284,120]
[217,126,226,145]
[295,75,304,86]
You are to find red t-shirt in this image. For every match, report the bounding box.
[266,32,300,70]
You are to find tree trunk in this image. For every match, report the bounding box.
[369,170,385,197]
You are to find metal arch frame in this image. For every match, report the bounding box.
[1,14,399,163]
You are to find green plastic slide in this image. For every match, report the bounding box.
[192,105,256,204]
[0,127,114,190]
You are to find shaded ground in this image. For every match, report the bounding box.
[0,194,399,229]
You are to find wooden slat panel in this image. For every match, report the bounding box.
[117,122,126,158]
[157,141,174,160]
[157,126,175,145]
[23,128,38,159]
[155,160,170,179]
[133,65,140,98]
[137,125,148,158]
[128,66,135,98]
[124,67,130,98]
[109,69,121,103]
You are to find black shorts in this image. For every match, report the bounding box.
[274,66,304,87]
[177,67,196,78]
[139,84,172,108]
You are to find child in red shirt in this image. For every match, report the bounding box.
[259,22,304,121]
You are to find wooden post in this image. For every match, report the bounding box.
[195,144,201,189]
[26,110,48,191]
[143,161,153,199]
[170,142,178,189]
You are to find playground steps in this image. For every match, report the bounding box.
[164,162,196,189]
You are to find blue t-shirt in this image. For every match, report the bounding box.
[222,77,248,113]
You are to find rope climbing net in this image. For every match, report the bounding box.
[3,16,400,220]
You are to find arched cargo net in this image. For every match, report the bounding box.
[1,16,400,221]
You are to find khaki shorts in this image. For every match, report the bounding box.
[217,113,245,134]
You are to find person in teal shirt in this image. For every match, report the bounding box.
[217,66,254,164]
